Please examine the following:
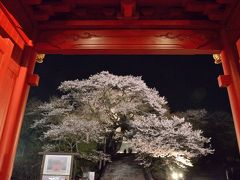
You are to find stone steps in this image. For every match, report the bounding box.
[101,156,146,180]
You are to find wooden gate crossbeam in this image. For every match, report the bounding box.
[35,29,221,55]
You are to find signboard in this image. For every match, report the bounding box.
[41,154,72,180]
[88,172,95,180]
[42,175,69,180]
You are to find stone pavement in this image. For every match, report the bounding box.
[101,155,146,180]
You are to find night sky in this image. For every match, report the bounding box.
[30,54,231,113]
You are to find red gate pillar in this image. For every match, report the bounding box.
[0,45,38,180]
[218,30,240,151]
[0,2,39,179]
[0,48,37,180]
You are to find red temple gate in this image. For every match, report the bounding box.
[0,0,240,179]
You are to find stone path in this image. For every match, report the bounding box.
[101,156,146,180]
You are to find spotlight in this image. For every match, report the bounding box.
[171,171,184,179]
[179,172,183,178]
[171,172,178,179]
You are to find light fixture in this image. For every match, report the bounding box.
[171,171,184,180]
[213,54,222,64]
[171,172,178,179]
[179,173,183,178]
[36,54,45,63]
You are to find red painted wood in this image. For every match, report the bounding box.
[0,5,37,179]
[237,38,240,58]
[224,1,240,41]
[218,75,232,87]
[0,36,20,138]
[121,0,136,18]
[27,73,40,86]
[1,0,36,40]
[22,0,42,5]
[220,31,240,151]
[36,29,221,54]
[217,0,234,4]
[0,67,28,179]
[0,36,20,175]
[38,20,221,30]
[0,2,32,48]
[0,47,37,180]
[3,0,232,30]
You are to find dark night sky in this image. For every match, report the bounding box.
[30,54,231,113]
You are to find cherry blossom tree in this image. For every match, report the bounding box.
[177,109,238,162]
[126,114,213,167]
[32,98,109,162]
[33,71,213,166]
[43,115,104,151]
